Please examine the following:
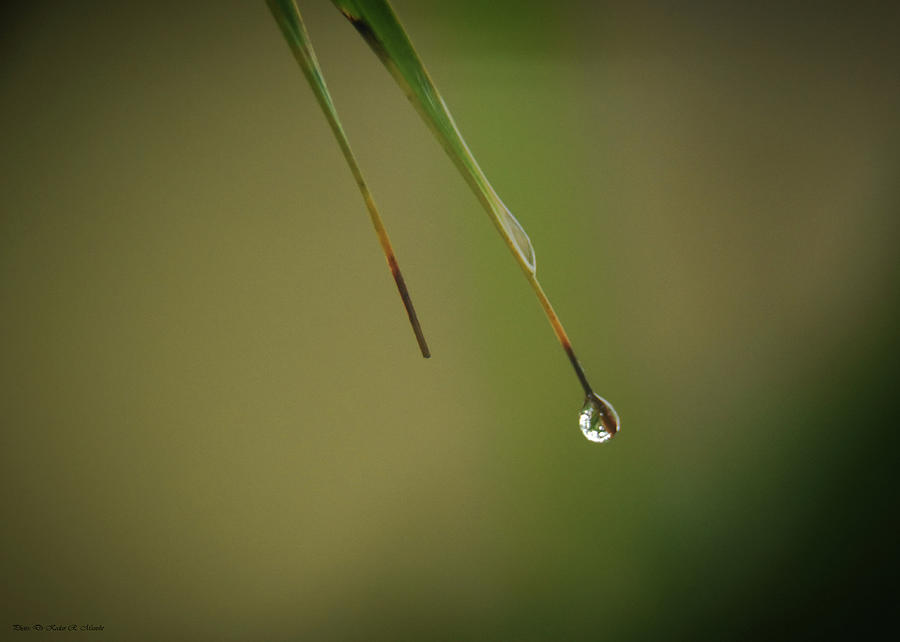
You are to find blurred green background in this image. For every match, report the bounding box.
[2,1,898,640]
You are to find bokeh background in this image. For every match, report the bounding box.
[2,1,898,639]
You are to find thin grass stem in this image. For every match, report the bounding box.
[267,0,430,358]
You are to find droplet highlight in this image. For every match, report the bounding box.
[579,393,620,443]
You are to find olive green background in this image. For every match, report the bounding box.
[2,1,898,640]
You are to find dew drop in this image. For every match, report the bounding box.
[579,393,620,443]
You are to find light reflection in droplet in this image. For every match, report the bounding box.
[579,393,620,443]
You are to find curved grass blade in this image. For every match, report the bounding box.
[267,0,430,358]
[333,0,535,274]
[332,0,620,440]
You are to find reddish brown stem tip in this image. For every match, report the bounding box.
[389,261,430,358]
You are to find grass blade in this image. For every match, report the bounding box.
[331,1,618,433]
[333,0,536,274]
[266,0,430,358]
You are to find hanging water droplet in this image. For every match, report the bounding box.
[579,393,620,443]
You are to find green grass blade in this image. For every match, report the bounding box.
[330,1,621,440]
[266,0,430,358]
[332,0,536,274]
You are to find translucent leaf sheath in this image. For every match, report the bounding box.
[331,0,609,410]
[266,0,430,358]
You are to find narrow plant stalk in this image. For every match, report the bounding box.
[267,0,430,358]
[526,273,594,397]
[332,0,599,396]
